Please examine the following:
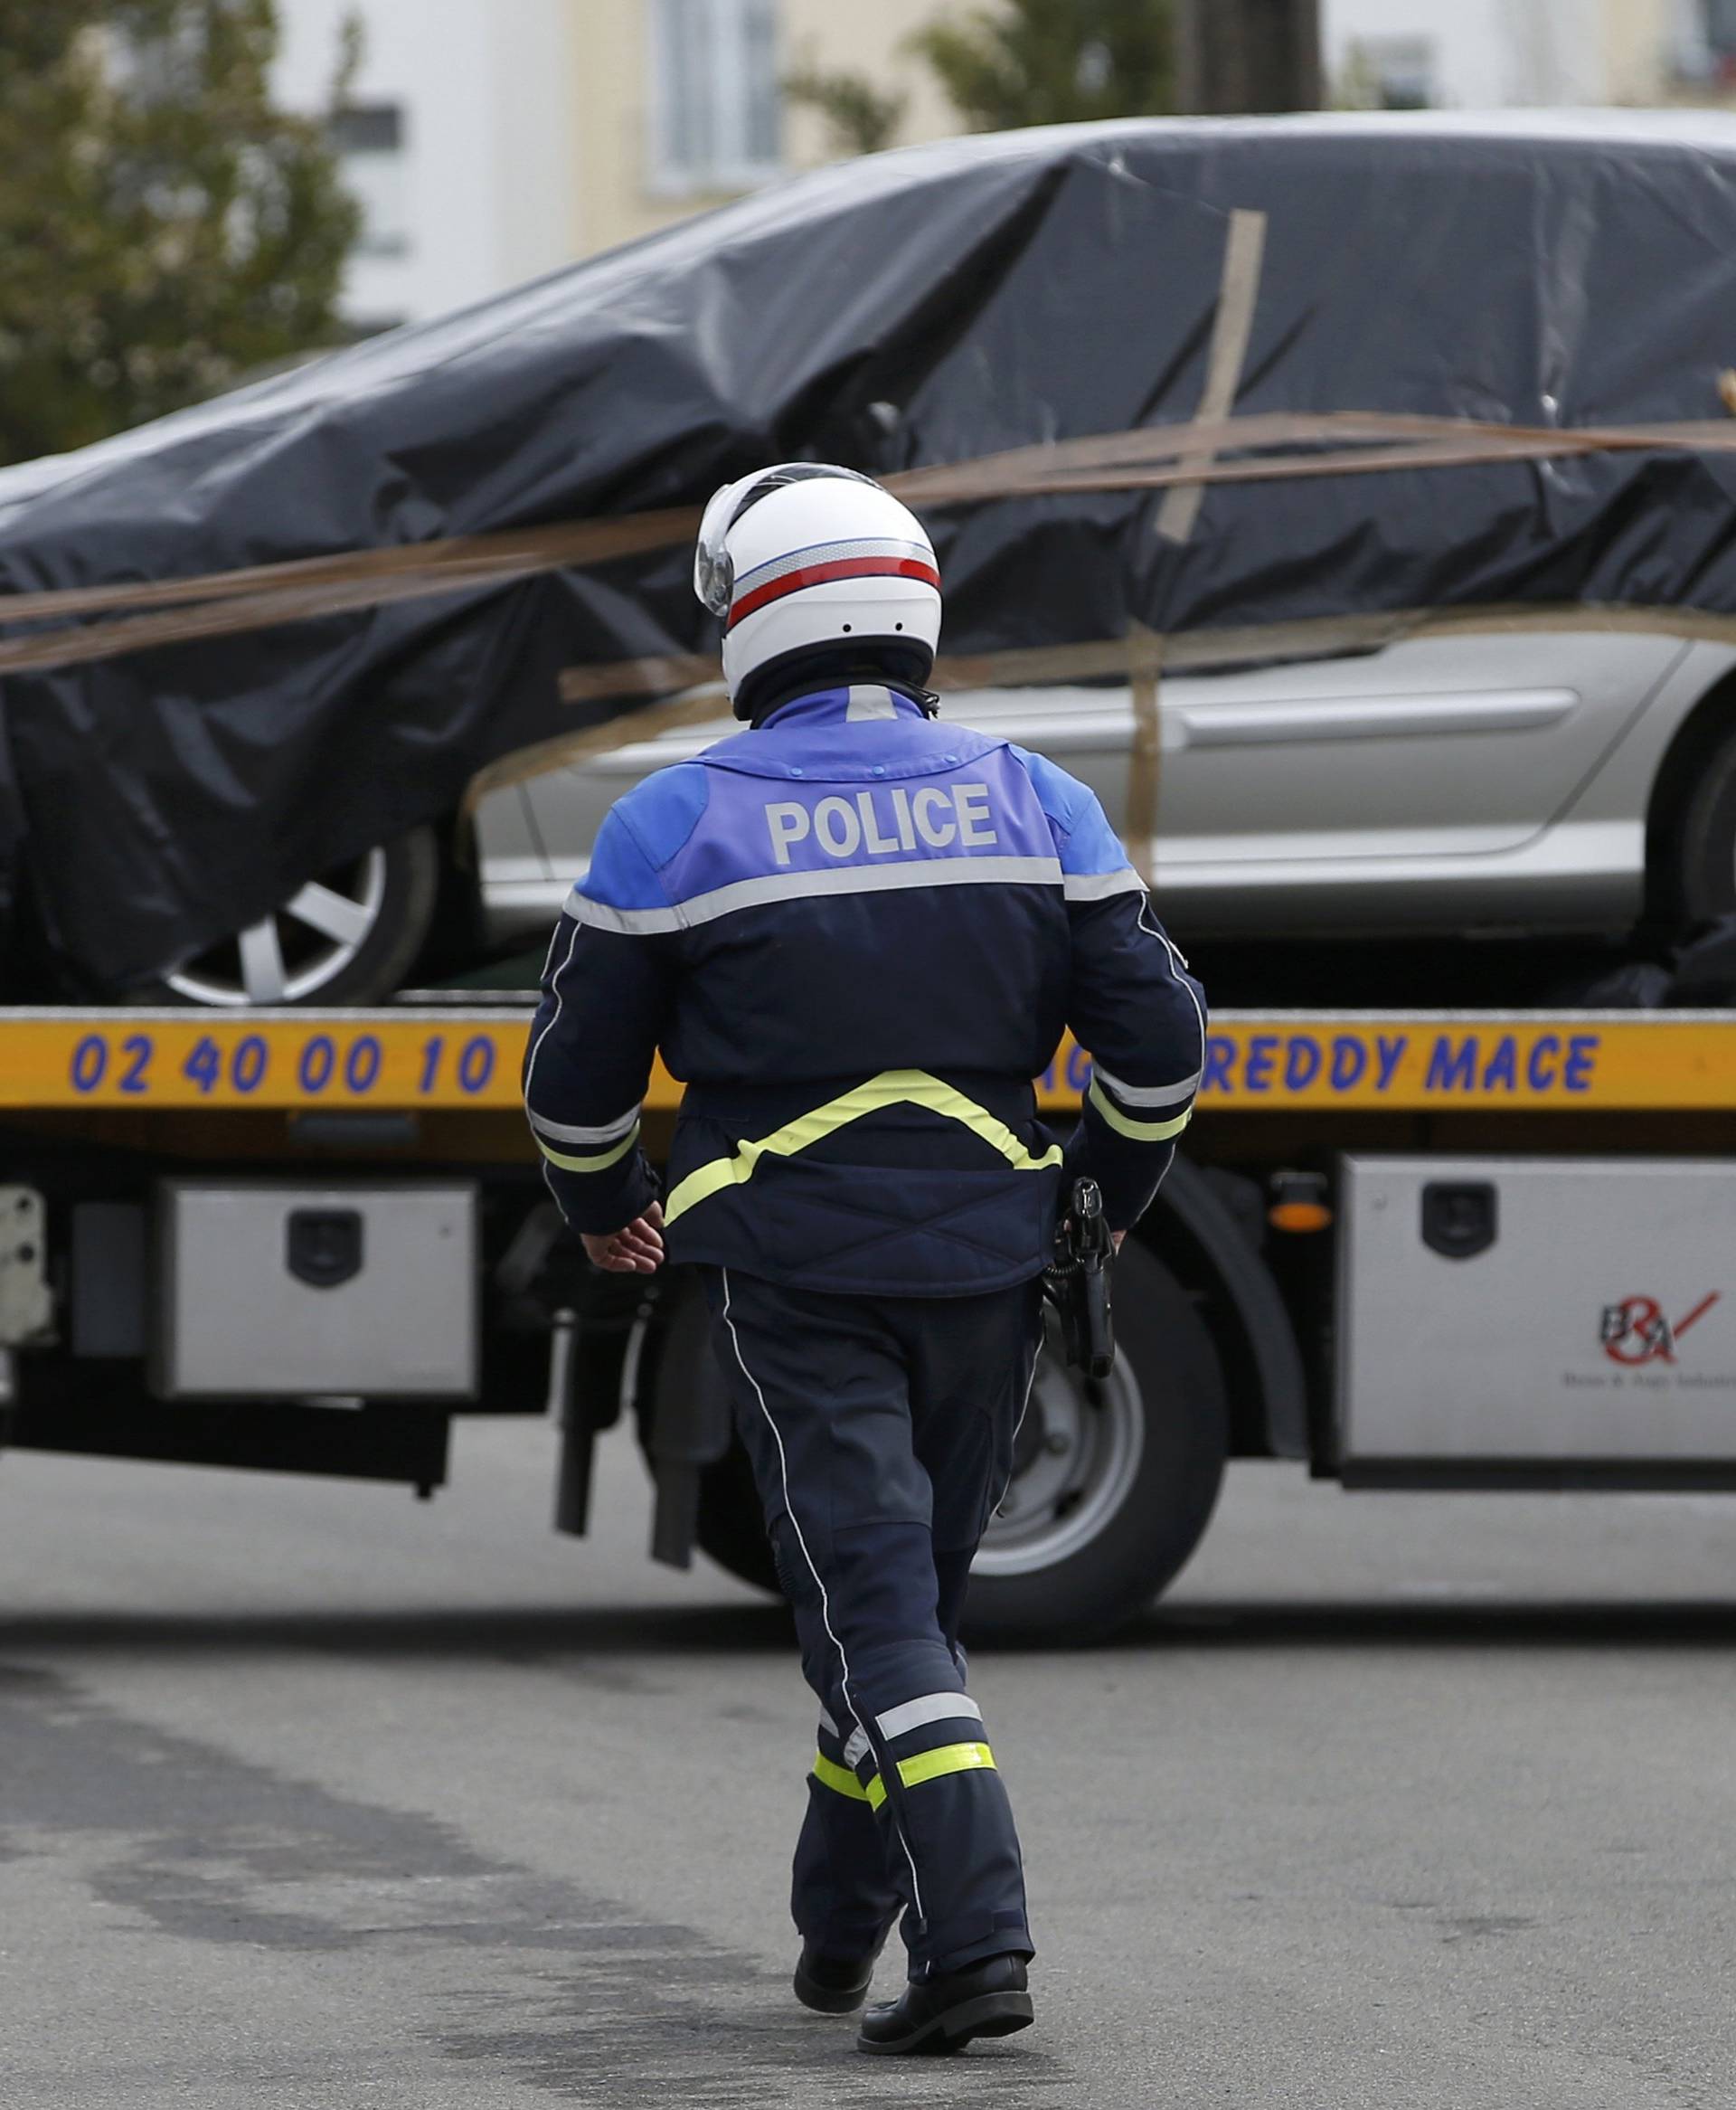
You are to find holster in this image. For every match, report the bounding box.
[1043,1177,1117,1379]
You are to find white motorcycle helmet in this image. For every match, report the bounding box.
[693,463,942,722]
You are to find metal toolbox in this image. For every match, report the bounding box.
[153,1182,478,1401]
[1337,1157,1736,1463]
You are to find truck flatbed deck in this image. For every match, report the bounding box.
[3,1001,1733,1642]
[2,1007,1731,1112]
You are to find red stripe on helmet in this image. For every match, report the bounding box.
[727,554,940,632]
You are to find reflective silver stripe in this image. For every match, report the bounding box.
[565,892,684,935]
[1064,867,1146,901]
[876,1691,984,1742]
[1091,1061,1201,1112]
[1088,1077,1192,1144]
[843,1726,873,1769]
[817,1705,840,1738]
[565,894,683,936]
[535,1123,641,1175]
[527,1101,642,1148]
[735,535,931,592]
[566,855,1063,935]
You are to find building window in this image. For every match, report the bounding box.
[1679,0,1736,79]
[1344,35,1437,111]
[650,0,781,194]
[332,102,410,259]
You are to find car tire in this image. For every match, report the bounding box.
[689,1238,1228,1645]
[1676,733,1736,932]
[144,828,441,1008]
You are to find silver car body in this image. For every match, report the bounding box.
[474,629,1736,945]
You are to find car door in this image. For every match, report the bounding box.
[1151,630,1684,859]
[944,630,1688,935]
[517,711,732,882]
[509,631,1688,941]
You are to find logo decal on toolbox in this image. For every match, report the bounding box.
[1599,1293,1722,1367]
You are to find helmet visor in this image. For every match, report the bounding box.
[693,479,742,617]
[693,463,882,617]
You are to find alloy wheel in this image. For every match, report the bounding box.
[165,849,390,1007]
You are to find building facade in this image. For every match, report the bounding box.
[1324,0,1736,111]
[276,1,1736,331]
[569,0,969,259]
[273,0,973,326]
[273,0,587,328]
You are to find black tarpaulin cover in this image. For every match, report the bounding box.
[5,109,1736,989]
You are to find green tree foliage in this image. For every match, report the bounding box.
[911,0,1176,131]
[785,62,909,158]
[0,0,361,467]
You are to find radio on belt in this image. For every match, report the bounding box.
[153,1180,478,1401]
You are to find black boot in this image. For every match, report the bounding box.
[856,1954,1033,2055]
[793,1944,880,2015]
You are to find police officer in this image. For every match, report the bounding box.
[523,464,1205,2056]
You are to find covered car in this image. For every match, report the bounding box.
[5,111,1736,996]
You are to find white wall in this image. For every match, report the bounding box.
[1322,0,1610,109]
[274,0,580,326]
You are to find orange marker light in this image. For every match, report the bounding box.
[1268,1199,1334,1235]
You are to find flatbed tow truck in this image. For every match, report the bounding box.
[3,999,1733,1639]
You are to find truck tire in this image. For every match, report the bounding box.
[965,1237,1228,1644]
[645,1274,781,1594]
[689,1239,1228,1643]
[694,1437,779,1596]
[1676,731,1736,928]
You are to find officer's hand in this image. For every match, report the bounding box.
[582,1202,665,1275]
[1111,1230,1127,1253]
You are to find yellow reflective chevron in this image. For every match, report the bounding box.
[535,1123,641,1175]
[1087,1076,1193,1143]
[812,1751,874,1802]
[663,1071,1062,1227]
[897,1741,997,1791]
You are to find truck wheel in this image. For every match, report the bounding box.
[965,1238,1228,1645]
[1676,732,1736,927]
[653,1273,780,1594]
[689,1241,1229,1642]
[149,828,440,1008]
[694,1438,779,1595]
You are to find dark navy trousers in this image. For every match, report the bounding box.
[702,1264,1043,1979]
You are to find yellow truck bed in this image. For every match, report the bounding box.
[2,1008,1730,1113]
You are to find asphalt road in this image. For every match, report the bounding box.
[3,1421,1734,2109]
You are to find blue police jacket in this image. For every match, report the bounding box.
[523,683,1207,1297]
